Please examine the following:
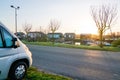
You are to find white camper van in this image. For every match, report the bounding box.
[0,22,32,80]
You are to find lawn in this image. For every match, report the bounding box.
[25,67,72,80]
[23,41,120,52]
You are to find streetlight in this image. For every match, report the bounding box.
[10,5,20,33]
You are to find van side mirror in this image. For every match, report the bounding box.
[13,38,20,48]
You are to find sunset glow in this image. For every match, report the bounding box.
[0,0,120,34]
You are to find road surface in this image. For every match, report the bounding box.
[27,45,120,80]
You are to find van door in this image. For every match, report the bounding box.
[0,27,18,79]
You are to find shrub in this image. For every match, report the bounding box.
[112,39,120,47]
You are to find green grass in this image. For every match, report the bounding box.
[25,67,72,80]
[54,43,120,52]
[22,41,120,52]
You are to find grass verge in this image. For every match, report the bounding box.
[23,41,120,52]
[25,67,72,80]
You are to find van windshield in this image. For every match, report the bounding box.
[0,34,3,47]
[3,29,13,47]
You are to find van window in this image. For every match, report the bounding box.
[3,29,13,47]
[0,34,3,47]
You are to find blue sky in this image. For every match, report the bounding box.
[0,0,120,34]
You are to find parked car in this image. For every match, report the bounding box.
[104,42,111,46]
[0,22,32,80]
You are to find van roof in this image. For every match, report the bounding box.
[0,22,16,37]
[0,22,10,31]
[0,22,5,27]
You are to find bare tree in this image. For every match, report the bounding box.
[23,23,32,41]
[44,27,50,34]
[90,5,117,48]
[49,19,60,33]
[48,19,60,43]
[23,23,32,34]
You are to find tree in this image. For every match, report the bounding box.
[23,23,32,40]
[90,5,117,48]
[23,23,32,34]
[48,19,60,44]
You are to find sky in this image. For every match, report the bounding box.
[0,0,120,34]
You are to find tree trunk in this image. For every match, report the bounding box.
[99,30,103,48]
[52,31,55,45]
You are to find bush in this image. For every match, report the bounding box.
[112,39,120,47]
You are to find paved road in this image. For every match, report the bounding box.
[27,45,120,80]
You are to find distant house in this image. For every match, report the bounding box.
[14,32,25,40]
[63,33,75,44]
[47,33,63,42]
[64,33,75,41]
[27,32,46,41]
